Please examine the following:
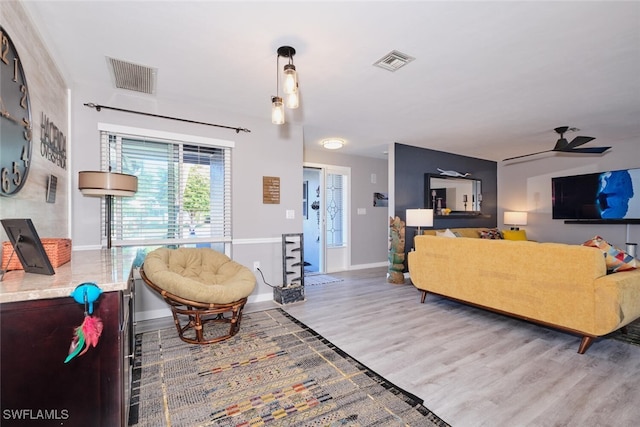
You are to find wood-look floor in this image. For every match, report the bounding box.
[250,267,640,427]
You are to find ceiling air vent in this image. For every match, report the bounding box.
[107,57,157,94]
[373,50,415,72]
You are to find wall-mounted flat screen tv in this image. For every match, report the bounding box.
[552,168,640,220]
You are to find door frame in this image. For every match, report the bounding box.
[304,162,351,273]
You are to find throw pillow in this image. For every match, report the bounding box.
[582,235,637,273]
[479,228,503,239]
[436,228,457,238]
[502,229,528,241]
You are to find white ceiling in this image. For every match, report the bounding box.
[22,1,640,161]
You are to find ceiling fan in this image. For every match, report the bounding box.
[503,126,611,161]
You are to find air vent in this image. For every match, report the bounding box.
[107,57,157,94]
[373,50,415,72]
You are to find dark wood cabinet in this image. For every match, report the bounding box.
[1,279,133,426]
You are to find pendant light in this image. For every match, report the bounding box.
[271,96,285,125]
[271,46,299,125]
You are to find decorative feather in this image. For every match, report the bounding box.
[64,315,103,363]
[80,315,103,355]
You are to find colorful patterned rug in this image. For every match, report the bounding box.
[128,309,449,426]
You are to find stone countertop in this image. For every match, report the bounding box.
[0,248,137,304]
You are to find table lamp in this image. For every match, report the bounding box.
[406,208,434,235]
[504,211,528,230]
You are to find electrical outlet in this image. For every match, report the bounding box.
[253,261,260,271]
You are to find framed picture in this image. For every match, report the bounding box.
[373,192,388,207]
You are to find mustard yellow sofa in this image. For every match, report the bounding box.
[408,234,640,353]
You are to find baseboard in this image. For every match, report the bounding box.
[349,261,388,270]
[134,316,174,334]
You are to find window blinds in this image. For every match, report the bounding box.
[99,129,232,247]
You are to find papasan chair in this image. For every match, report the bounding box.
[140,247,256,344]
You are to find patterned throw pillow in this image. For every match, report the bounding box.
[478,228,503,239]
[582,235,637,273]
[436,228,458,238]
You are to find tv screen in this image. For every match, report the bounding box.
[552,168,640,220]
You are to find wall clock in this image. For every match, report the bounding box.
[0,26,32,196]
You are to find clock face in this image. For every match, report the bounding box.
[0,26,32,197]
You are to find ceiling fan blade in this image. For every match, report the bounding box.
[565,136,596,150]
[503,150,553,162]
[553,138,569,151]
[566,146,611,154]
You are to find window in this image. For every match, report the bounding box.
[325,173,345,247]
[98,124,233,253]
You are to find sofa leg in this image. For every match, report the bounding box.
[578,336,594,354]
[420,290,427,304]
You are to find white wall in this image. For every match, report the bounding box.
[70,85,304,317]
[0,2,69,240]
[304,148,389,268]
[498,138,640,248]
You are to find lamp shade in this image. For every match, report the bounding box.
[504,211,528,226]
[286,91,299,109]
[283,63,298,94]
[406,209,434,228]
[78,171,138,196]
[271,96,285,125]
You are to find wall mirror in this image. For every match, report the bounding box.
[424,173,482,216]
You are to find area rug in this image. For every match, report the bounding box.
[609,317,640,347]
[128,309,449,426]
[303,274,343,286]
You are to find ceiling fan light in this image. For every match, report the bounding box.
[271,96,285,125]
[322,138,344,150]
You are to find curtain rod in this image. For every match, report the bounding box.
[83,103,251,134]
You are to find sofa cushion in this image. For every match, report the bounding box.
[423,228,485,238]
[582,235,637,273]
[479,228,503,239]
[502,229,528,241]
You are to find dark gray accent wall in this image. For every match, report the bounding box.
[394,143,498,262]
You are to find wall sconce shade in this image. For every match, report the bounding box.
[78,171,138,248]
[504,211,528,230]
[406,208,434,234]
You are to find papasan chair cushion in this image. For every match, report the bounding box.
[143,247,256,304]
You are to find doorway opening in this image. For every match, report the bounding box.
[303,164,350,275]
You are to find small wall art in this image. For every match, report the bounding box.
[373,192,388,207]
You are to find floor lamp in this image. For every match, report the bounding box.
[78,171,138,249]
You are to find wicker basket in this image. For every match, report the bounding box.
[2,238,72,271]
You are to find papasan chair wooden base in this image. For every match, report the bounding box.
[140,247,256,345]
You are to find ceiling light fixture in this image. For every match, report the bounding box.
[322,138,344,150]
[271,46,299,125]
